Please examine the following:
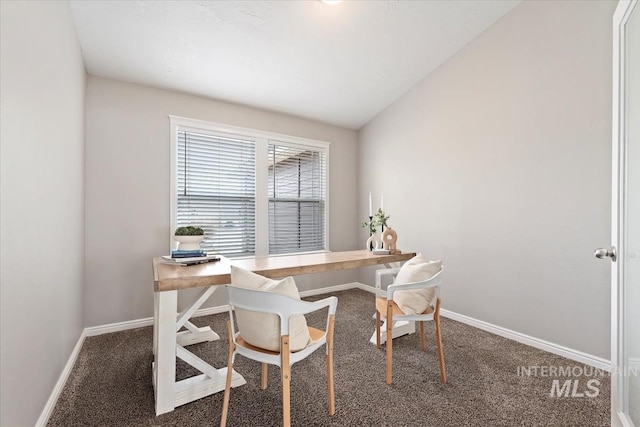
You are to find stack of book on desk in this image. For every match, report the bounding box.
[161,249,220,266]
[171,249,206,258]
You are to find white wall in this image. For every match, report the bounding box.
[0,1,86,425]
[358,0,614,359]
[84,76,359,327]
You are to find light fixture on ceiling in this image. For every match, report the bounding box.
[320,0,343,4]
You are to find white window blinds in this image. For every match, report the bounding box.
[268,143,326,254]
[176,130,256,257]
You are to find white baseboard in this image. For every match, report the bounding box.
[439,309,611,371]
[35,330,87,427]
[300,282,362,297]
[85,317,155,337]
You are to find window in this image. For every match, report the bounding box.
[268,143,326,254]
[170,116,329,258]
[176,130,256,257]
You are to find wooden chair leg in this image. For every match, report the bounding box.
[386,303,393,385]
[434,298,447,384]
[261,363,268,390]
[281,335,291,427]
[221,321,235,427]
[419,321,426,352]
[375,310,381,349]
[326,314,336,416]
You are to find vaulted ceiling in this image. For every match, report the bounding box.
[70,0,519,129]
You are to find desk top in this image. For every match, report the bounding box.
[153,250,416,292]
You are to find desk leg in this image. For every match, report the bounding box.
[153,287,246,415]
[154,290,177,415]
[369,319,416,345]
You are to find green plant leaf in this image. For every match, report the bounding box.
[174,226,204,236]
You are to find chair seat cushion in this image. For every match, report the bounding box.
[230,266,310,352]
[392,254,442,315]
[376,297,434,316]
[236,326,325,355]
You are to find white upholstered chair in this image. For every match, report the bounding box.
[375,266,446,385]
[220,286,338,427]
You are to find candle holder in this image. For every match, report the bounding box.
[363,215,379,251]
[366,235,380,251]
[367,215,376,250]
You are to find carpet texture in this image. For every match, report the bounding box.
[47,289,610,426]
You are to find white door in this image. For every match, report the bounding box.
[607,1,640,425]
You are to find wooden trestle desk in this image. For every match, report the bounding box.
[152,249,415,415]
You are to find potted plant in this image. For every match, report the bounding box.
[174,226,205,250]
[362,209,392,251]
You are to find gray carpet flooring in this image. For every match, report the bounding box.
[47,289,610,426]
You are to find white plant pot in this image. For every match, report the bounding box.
[174,235,204,251]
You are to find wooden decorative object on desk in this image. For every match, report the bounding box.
[381,227,398,254]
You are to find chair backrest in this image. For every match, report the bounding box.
[226,285,337,335]
[387,268,442,315]
[387,268,443,307]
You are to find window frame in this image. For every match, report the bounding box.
[169,115,330,258]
